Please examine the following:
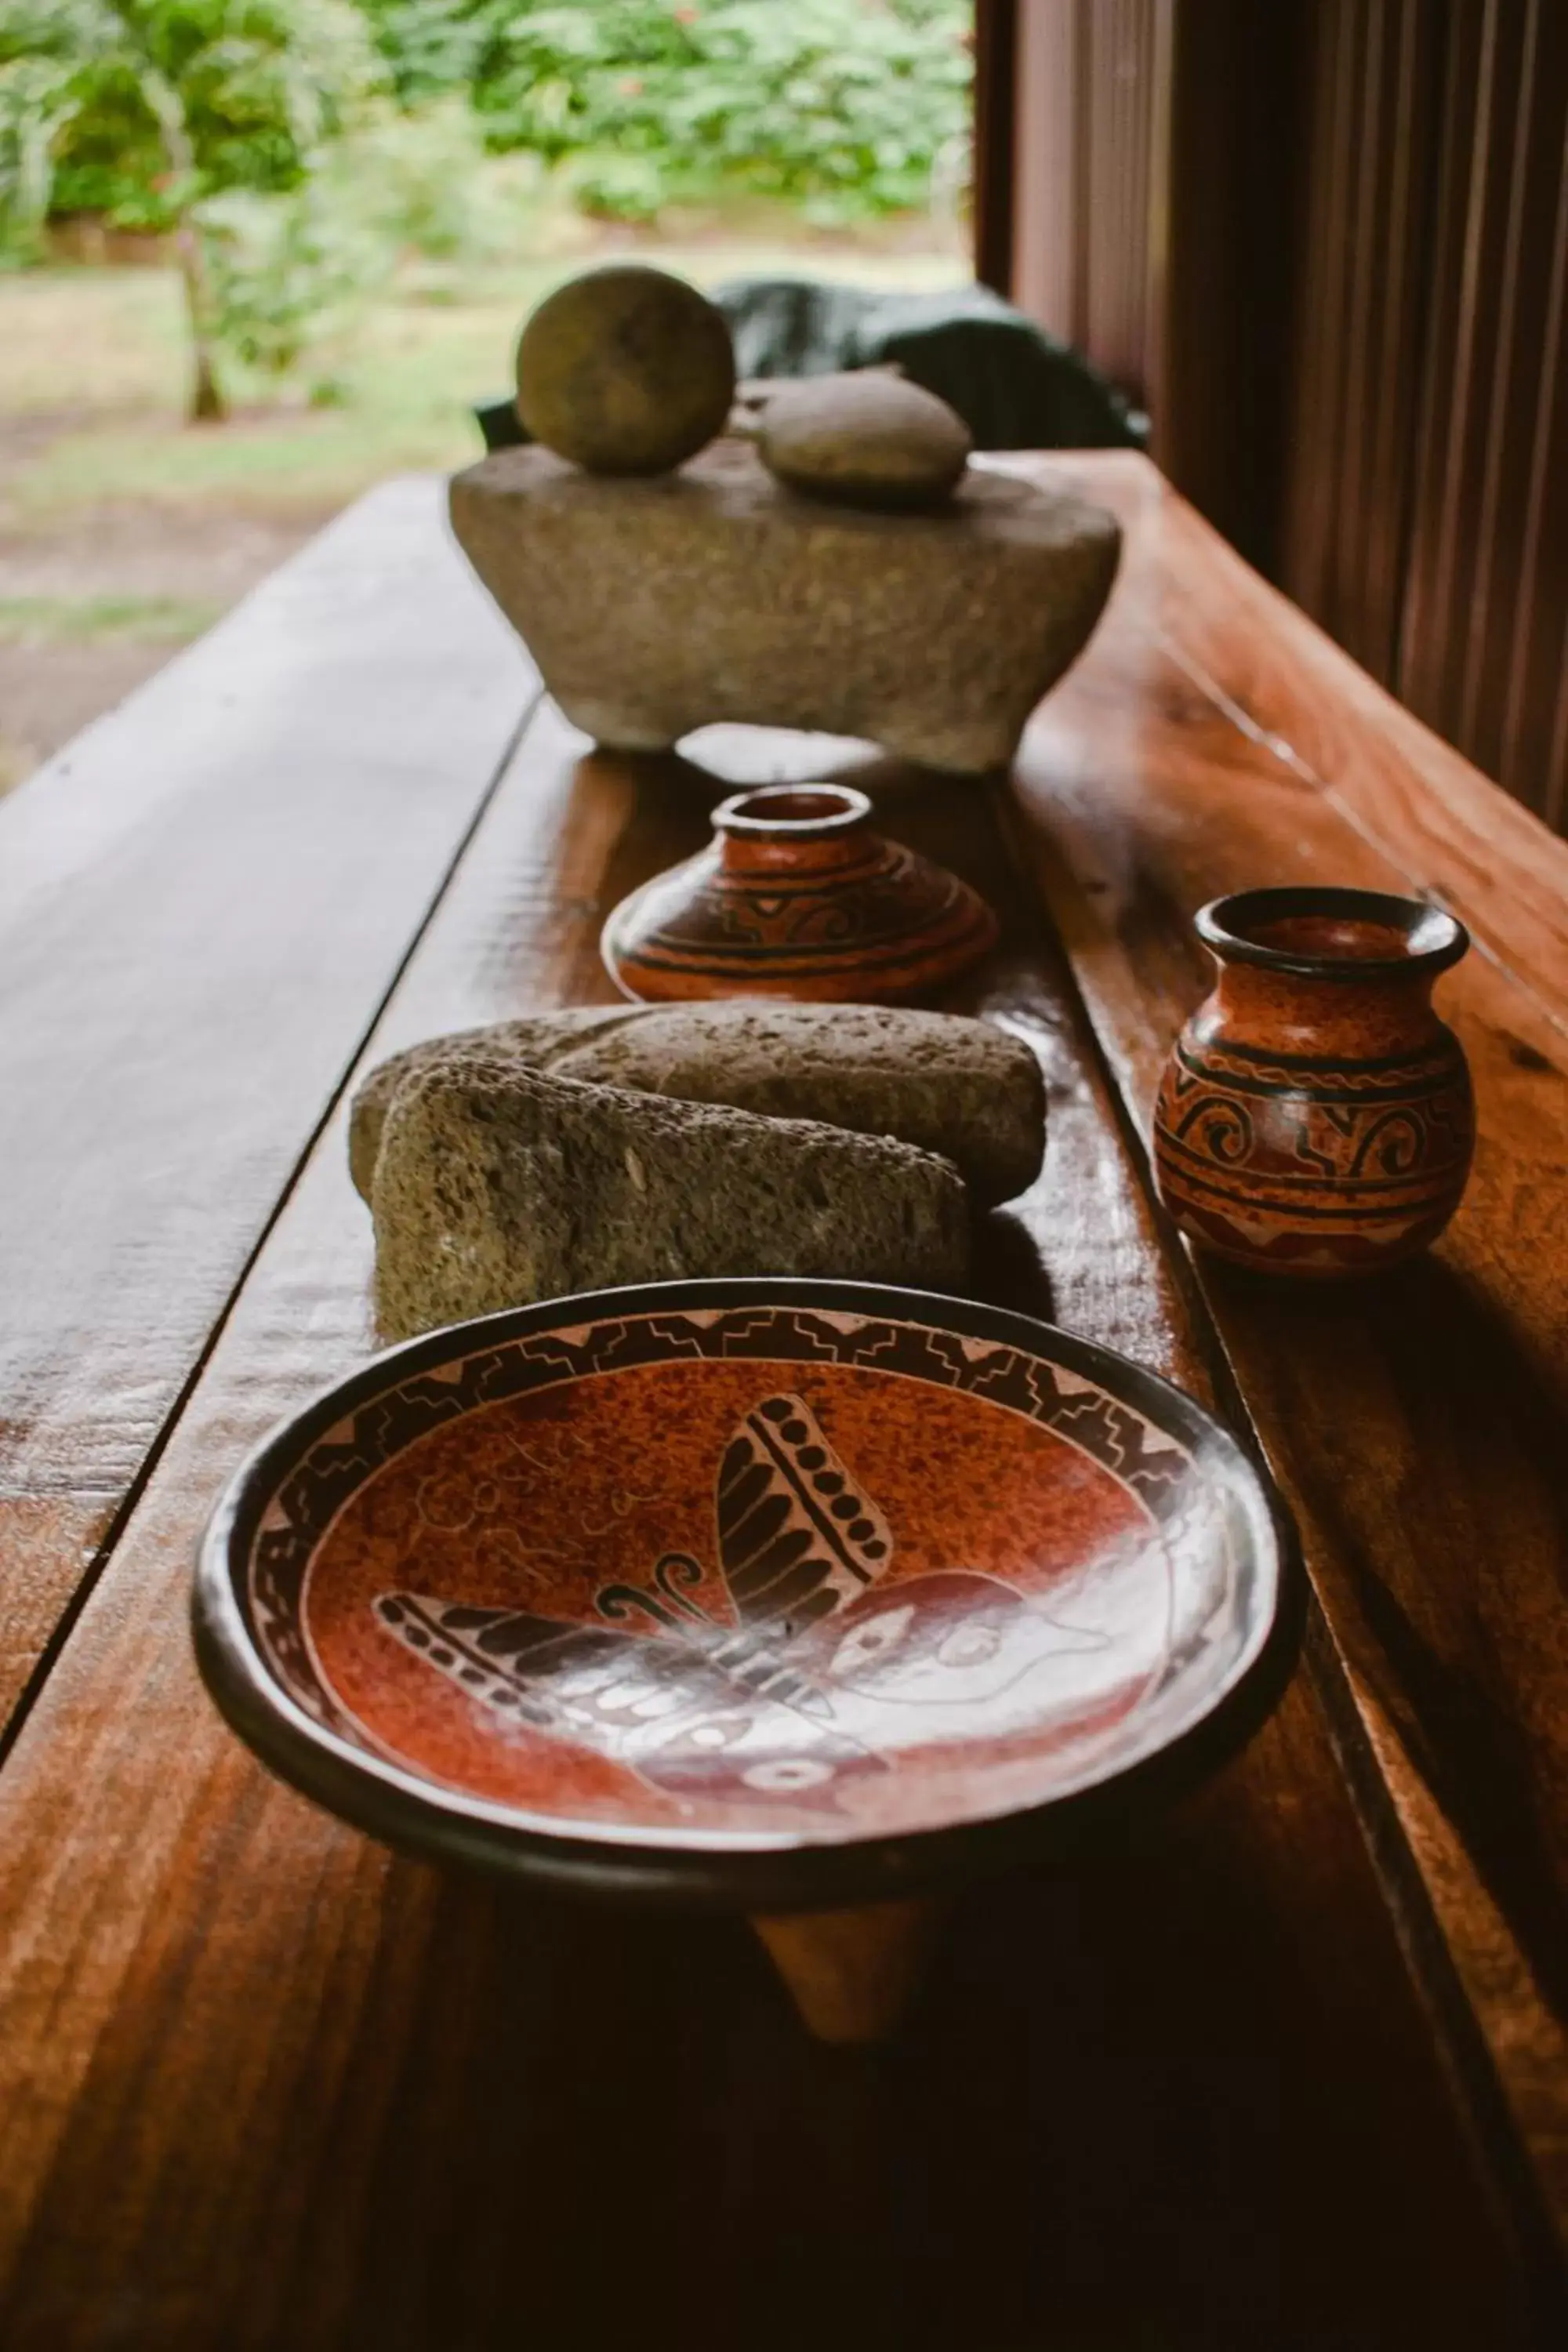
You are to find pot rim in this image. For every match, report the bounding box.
[712,782,872,839]
[1196,886,1469,981]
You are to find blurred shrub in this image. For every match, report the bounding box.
[0,2,387,408]
[5,0,382,233]
[2,0,970,408]
[0,51,79,260]
[337,93,517,259]
[195,98,525,379]
[7,2,971,262]
[198,182,382,372]
[361,0,972,226]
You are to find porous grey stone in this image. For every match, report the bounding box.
[370,1058,971,1343]
[514,264,735,477]
[757,372,971,510]
[348,1010,626,1200]
[448,438,1120,775]
[350,1003,1044,1208]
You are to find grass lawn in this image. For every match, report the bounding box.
[6,240,970,517]
[0,226,968,789]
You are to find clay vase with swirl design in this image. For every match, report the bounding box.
[1153,887,1473,1278]
[601,782,998,1004]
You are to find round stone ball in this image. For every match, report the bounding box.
[514,265,737,477]
[757,372,972,511]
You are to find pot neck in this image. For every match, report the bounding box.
[713,784,878,877]
[1192,887,1468,1057]
[1204,960,1443,1057]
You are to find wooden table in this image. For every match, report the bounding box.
[1,456,1564,2348]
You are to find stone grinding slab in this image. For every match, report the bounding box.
[350,1003,1045,1208]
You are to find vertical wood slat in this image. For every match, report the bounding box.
[1011,0,1159,405]
[1500,25,1568,824]
[1082,0,1154,392]
[1278,0,1348,626]
[1000,0,1568,826]
[1007,0,1302,565]
[1151,0,1305,572]
[1334,0,1400,673]
[1011,0,1083,350]
[1457,0,1542,758]
[971,0,1018,294]
[1399,0,1517,748]
[1457,0,1568,817]
[1279,0,1439,684]
[1361,0,1435,685]
[1279,0,1568,825]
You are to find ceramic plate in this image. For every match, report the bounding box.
[194,1281,1291,1906]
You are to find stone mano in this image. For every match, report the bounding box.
[754,372,973,510]
[448,439,1120,775]
[371,1058,971,1343]
[350,1002,1046,1210]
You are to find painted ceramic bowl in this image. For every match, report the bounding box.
[601,782,998,1006]
[1154,886,1474,1277]
[195,1282,1289,1911]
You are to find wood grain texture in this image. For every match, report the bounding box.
[1000,1,1568,818]
[1279,0,1444,682]
[998,452,1568,1006]
[1000,452,1568,2255]
[0,1499,117,1732]
[1011,0,1158,403]
[0,683,1541,2343]
[1004,1,1302,564]
[1277,0,1568,824]
[0,478,535,1731]
[1147,0,1305,572]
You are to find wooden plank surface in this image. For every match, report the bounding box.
[998,453,1568,2249]
[1004,452,1568,994]
[0,685,1548,2344]
[0,478,535,1734]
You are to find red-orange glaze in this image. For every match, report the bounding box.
[1155,890,1474,1277]
[601,782,997,1006]
[302,1358,1158,1837]
[1249,915,1412,960]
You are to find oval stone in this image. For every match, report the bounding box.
[758,372,972,510]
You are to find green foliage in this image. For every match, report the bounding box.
[361,0,972,225]
[0,51,76,260]
[354,0,495,109]
[5,1,971,262]
[194,98,525,379]
[198,181,382,373]
[2,1,383,230]
[0,2,388,397]
[2,0,969,411]
[335,93,521,261]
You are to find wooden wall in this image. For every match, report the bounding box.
[1008,0,1161,408]
[985,0,1568,829]
[1282,0,1568,827]
[1001,1,1301,573]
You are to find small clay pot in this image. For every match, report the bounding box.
[601,782,998,1004]
[1153,887,1474,1277]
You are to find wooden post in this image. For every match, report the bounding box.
[972,0,1019,296]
